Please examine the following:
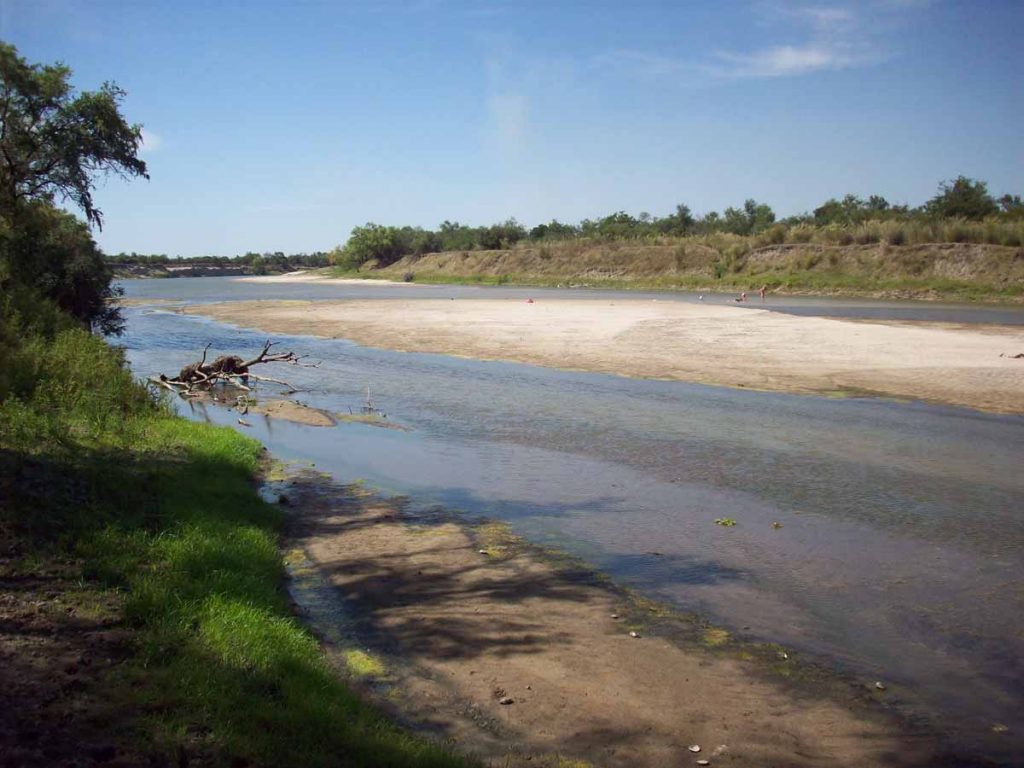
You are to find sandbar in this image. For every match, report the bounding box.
[234,271,411,286]
[186,298,1024,413]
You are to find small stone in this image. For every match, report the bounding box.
[478,549,489,555]
[499,697,514,705]
[992,723,1009,733]
[610,614,620,619]
[629,631,641,638]
[696,761,710,766]
[875,681,886,691]
[688,744,701,752]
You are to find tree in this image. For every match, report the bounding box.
[0,201,122,334]
[654,203,695,235]
[0,44,146,335]
[0,42,148,229]
[722,199,775,235]
[998,194,1024,216]
[529,219,578,240]
[924,176,997,220]
[338,223,409,267]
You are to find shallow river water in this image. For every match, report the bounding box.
[119,278,1024,763]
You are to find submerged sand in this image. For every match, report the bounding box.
[187,298,1024,413]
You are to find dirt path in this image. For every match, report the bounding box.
[280,471,947,768]
[186,298,1024,414]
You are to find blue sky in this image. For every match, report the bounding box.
[3,0,1022,257]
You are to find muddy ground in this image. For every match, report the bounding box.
[278,470,971,768]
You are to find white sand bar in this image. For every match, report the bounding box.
[188,298,1024,413]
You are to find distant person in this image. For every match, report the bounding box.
[759,285,767,302]
[735,292,747,302]
[698,294,704,301]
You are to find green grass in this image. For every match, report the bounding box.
[0,308,472,767]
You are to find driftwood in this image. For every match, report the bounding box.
[152,340,317,397]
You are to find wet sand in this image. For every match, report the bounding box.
[249,399,336,427]
[281,471,942,768]
[187,298,1024,413]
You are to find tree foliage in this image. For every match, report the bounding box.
[0,43,146,334]
[720,199,775,236]
[924,176,998,221]
[0,202,122,334]
[0,43,148,229]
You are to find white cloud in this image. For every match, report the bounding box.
[139,128,162,154]
[710,2,892,78]
[714,43,864,77]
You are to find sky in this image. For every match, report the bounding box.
[2,0,1022,257]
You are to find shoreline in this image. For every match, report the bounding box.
[184,297,1024,414]
[278,468,948,768]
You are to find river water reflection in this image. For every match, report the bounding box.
[118,278,1024,763]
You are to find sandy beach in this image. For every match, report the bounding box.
[234,271,412,286]
[187,298,1024,413]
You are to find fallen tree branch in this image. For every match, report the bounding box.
[152,341,316,397]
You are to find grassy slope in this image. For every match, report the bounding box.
[0,311,470,767]
[340,238,1024,302]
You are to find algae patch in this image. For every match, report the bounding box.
[344,649,388,678]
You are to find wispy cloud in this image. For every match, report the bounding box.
[713,41,869,77]
[589,2,928,83]
[711,2,884,78]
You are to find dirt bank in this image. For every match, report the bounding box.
[367,240,1024,301]
[280,471,944,768]
[186,298,1024,414]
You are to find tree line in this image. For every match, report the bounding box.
[107,250,330,274]
[332,177,1024,269]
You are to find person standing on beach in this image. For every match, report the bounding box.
[759,285,767,302]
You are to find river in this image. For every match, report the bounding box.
[118,277,1024,764]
